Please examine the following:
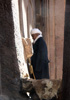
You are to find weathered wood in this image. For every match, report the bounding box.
[21,79,62,100]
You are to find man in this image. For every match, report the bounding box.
[31,28,49,79]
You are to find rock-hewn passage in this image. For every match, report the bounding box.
[21,79,62,100]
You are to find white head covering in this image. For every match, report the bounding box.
[31,28,42,35]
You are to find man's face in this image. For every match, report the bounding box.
[31,33,40,40]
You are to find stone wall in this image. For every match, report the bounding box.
[62,1,70,100]
[0,0,30,99]
[48,0,65,79]
[11,0,29,79]
[18,0,35,39]
[0,0,19,96]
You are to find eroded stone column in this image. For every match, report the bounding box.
[55,0,65,79]
[49,0,56,79]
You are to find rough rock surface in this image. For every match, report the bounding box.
[0,0,30,100]
[22,79,62,100]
